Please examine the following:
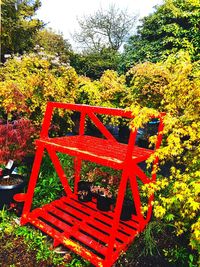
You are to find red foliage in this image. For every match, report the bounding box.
[0,118,35,164]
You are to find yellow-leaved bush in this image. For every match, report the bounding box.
[76,70,128,108]
[0,49,199,254]
[0,52,79,128]
[76,70,128,125]
[127,51,200,252]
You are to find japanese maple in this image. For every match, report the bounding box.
[0,118,35,164]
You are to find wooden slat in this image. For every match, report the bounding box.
[61,197,138,242]
[36,136,153,167]
[69,197,140,232]
[27,214,104,266]
[48,102,133,118]
[46,205,114,247]
[39,210,108,256]
[27,195,141,267]
[54,200,127,245]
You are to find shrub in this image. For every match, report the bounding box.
[127,51,200,254]
[0,118,35,164]
[0,51,78,128]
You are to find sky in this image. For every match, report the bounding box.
[36,0,164,50]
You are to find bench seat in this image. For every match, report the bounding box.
[36,135,153,169]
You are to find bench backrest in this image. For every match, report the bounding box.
[40,102,164,153]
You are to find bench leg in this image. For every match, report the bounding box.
[104,170,129,265]
[74,157,82,194]
[20,145,45,225]
[129,172,146,229]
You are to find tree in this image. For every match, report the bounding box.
[73,4,137,52]
[1,0,43,61]
[34,28,72,63]
[70,47,120,80]
[121,0,200,71]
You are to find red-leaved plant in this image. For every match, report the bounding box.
[0,118,35,164]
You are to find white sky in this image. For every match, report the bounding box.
[36,0,163,49]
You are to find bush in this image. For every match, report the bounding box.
[127,51,200,254]
[0,51,79,128]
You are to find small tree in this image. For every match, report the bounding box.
[70,48,120,80]
[121,0,200,71]
[0,118,35,164]
[73,4,137,52]
[34,28,72,63]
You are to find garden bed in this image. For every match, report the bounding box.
[0,155,198,266]
[0,216,195,267]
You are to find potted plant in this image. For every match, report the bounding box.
[77,190,92,202]
[0,117,35,164]
[0,117,35,212]
[91,186,113,211]
[77,180,92,192]
[77,180,93,202]
[0,160,26,211]
[120,198,136,221]
[137,119,160,149]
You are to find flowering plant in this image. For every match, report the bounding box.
[87,167,120,192]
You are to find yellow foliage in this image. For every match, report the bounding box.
[0,50,199,253]
[0,53,78,127]
[190,218,200,250]
[128,51,200,252]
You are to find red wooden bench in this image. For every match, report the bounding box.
[15,102,164,267]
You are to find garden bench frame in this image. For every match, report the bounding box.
[16,102,164,267]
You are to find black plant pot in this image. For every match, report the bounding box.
[118,124,130,144]
[120,199,136,221]
[22,155,34,173]
[97,195,112,211]
[0,174,26,210]
[78,181,92,191]
[78,190,92,202]
[138,138,149,148]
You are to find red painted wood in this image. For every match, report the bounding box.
[26,211,104,266]
[25,195,138,265]
[87,111,117,142]
[35,135,153,169]
[13,193,27,202]
[46,147,73,196]
[17,102,165,267]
